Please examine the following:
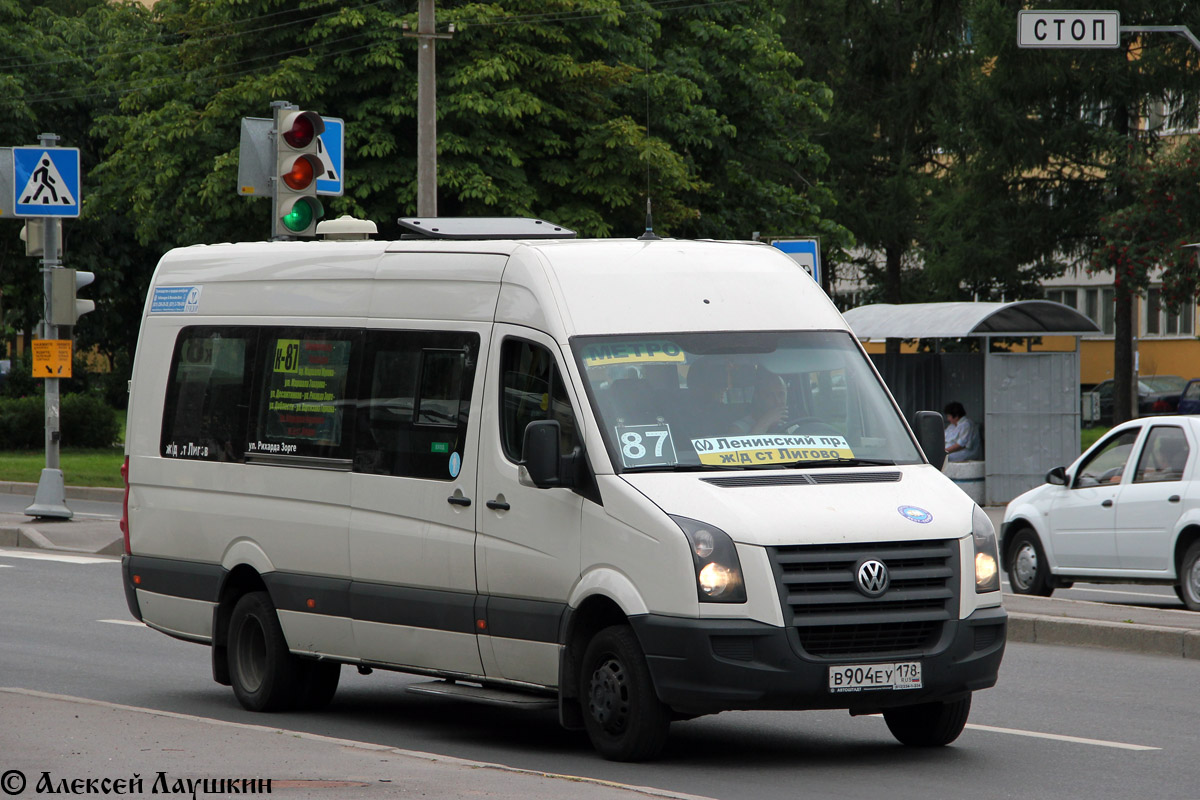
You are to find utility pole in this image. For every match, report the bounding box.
[405,1,454,216]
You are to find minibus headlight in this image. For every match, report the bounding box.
[671,516,747,603]
[972,505,1000,593]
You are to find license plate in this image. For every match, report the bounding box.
[828,662,922,693]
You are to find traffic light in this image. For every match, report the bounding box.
[273,108,325,238]
[49,268,95,326]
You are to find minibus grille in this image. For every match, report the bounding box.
[767,539,958,659]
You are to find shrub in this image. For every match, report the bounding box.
[61,394,121,448]
[0,396,45,448]
[0,394,120,449]
[2,358,40,400]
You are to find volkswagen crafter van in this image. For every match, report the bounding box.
[120,217,1005,761]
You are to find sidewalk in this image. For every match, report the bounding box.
[0,688,706,800]
[0,481,123,555]
[3,487,1200,660]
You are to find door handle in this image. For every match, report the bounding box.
[1101,499,1113,507]
[486,499,511,511]
[1169,495,1181,503]
[447,496,472,507]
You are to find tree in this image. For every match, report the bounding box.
[72,0,841,363]
[1093,136,1200,325]
[782,0,975,324]
[0,0,112,350]
[961,0,1200,422]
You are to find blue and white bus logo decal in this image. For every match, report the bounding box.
[448,452,462,478]
[898,505,933,524]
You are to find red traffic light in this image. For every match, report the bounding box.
[279,110,324,150]
[283,115,316,149]
[281,155,318,190]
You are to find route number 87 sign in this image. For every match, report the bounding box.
[615,423,678,469]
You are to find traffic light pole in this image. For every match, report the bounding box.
[25,132,72,519]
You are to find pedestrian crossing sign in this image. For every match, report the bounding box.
[13,147,81,218]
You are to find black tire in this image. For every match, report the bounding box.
[227,591,304,712]
[296,660,341,710]
[1006,528,1054,597]
[883,694,972,747]
[1177,542,1200,611]
[579,625,671,761]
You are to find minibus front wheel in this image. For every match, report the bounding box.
[883,693,971,747]
[580,625,671,761]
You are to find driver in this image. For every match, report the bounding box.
[733,370,788,435]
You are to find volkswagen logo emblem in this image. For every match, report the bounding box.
[856,558,890,598]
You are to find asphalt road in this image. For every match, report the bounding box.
[2,549,1198,800]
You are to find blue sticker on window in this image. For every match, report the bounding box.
[449,451,462,478]
[898,505,933,524]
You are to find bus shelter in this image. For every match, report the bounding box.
[842,301,1099,505]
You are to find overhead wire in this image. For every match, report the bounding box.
[7,0,751,107]
[0,0,396,72]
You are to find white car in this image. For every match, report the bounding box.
[1002,415,1200,609]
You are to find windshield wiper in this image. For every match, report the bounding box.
[621,464,748,473]
[780,458,896,469]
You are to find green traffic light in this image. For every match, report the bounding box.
[282,200,314,233]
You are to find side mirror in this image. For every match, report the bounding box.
[522,420,563,488]
[914,410,946,470]
[1046,466,1067,486]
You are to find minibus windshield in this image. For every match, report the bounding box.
[572,331,924,472]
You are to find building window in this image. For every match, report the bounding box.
[1046,287,1113,335]
[1144,288,1195,337]
[1148,93,1200,136]
[1045,288,1078,310]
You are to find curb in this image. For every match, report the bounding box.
[0,525,123,556]
[1007,611,1200,659]
[0,480,123,503]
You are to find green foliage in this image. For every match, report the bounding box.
[1,357,39,399]
[1093,137,1200,306]
[62,392,121,447]
[0,0,844,369]
[0,396,42,448]
[0,393,119,448]
[783,0,974,301]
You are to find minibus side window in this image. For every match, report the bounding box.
[354,331,479,480]
[500,338,577,462]
[249,329,359,460]
[160,327,256,462]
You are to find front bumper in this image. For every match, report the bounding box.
[631,605,1006,715]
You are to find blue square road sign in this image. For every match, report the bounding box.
[13,147,81,218]
[771,238,821,286]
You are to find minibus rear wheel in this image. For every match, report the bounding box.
[296,660,341,710]
[228,591,304,711]
[580,625,671,761]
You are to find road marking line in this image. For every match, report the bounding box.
[0,549,113,565]
[967,723,1159,750]
[98,619,145,627]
